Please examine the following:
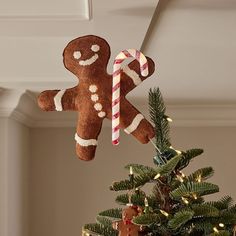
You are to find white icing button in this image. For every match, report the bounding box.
[91,94,99,102]
[98,111,106,118]
[91,44,100,52]
[89,85,98,93]
[73,51,81,59]
[94,103,102,111]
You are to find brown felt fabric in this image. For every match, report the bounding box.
[38,35,155,161]
[112,206,143,236]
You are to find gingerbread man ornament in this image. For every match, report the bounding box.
[112,206,144,236]
[38,35,155,161]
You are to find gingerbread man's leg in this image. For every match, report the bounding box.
[120,57,155,96]
[75,114,103,161]
[120,99,155,144]
[38,86,78,111]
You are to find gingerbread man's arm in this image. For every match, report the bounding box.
[120,99,155,144]
[38,86,78,111]
[120,57,155,96]
[75,111,103,161]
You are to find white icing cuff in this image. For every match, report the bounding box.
[124,114,144,134]
[123,66,142,86]
[54,89,66,111]
[74,133,98,147]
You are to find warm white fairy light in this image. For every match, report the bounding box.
[219,223,224,228]
[160,209,169,217]
[213,227,219,233]
[180,171,185,178]
[192,193,198,200]
[144,197,149,207]
[176,150,182,155]
[166,117,173,122]
[170,146,182,154]
[196,175,202,183]
[154,173,161,180]
[129,166,133,175]
[181,197,189,204]
[176,175,184,183]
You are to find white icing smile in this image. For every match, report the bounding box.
[74,44,100,66]
[79,53,99,66]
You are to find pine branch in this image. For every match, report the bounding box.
[168,209,194,230]
[170,182,219,200]
[156,154,182,176]
[96,216,113,227]
[191,203,219,217]
[149,88,171,153]
[115,193,160,209]
[132,213,161,226]
[208,196,234,210]
[187,167,214,182]
[98,208,122,219]
[209,231,230,236]
[176,148,204,170]
[190,220,214,233]
[110,172,157,191]
[110,179,133,191]
[83,223,117,236]
[125,164,157,176]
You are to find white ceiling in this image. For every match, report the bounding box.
[0,0,236,106]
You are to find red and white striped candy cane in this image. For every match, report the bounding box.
[112,49,149,145]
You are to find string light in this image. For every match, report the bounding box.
[170,146,182,155]
[166,117,173,122]
[129,166,133,175]
[219,223,224,228]
[176,150,182,155]
[144,197,149,207]
[154,173,161,180]
[192,193,198,200]
[176,175,184,183]
[180,171,185,178]
[196,175,202,183]
[181,197,189,204]
[213,227,219,233]
[160,210,169,217]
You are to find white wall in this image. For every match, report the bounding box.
[30,126,236,236]
[0,118,30,236]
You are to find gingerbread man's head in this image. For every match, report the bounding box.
[63,35,111,78]
[122,206,139,224]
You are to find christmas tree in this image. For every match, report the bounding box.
[82,88,236,236]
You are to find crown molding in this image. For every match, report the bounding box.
[1,89,236,128]
[0,0,91,21]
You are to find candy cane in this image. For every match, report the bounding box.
[112,49,149,145]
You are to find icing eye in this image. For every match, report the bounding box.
[73,51,81,59]
[91,44,100,52]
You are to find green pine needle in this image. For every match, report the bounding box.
[83,223,117,236]
[188,167,214,182]
[170,182,219,200]
[115,193,160,209]
[208,196,234,210]
[177,148,204,170]
[168,209,194,230]
[125,164,157,176]
[191,203,219,217]
[209,231,230,236]
[149,88,171,153]
[98,208,122,220]
[96,216,113,227]
[132,213,161,226]
[156,154,182,176]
